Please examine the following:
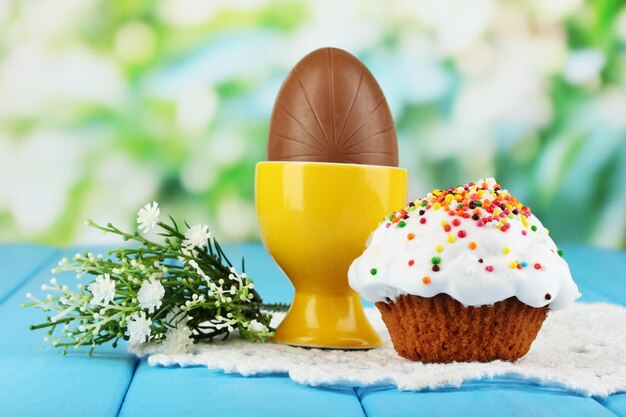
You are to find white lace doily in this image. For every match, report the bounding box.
[130,302,626,397]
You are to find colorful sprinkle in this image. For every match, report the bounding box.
[545,293,552,300]
[392,179,536,248]
[408,259,415,267]
[407,233,415,241]
[435,244,444,253]
[485,265,494,272]
[432,264,441,272]
[469,241,477,250]
[478,258,484,263]
[534,263,542,270]
[557,249,564,257]
[422,276,431,284]
[502,247,510,254]
[370,268,377,276]
[521,261,528,268]
[431,256,441,265]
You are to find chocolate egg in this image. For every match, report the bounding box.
[268,48,398,166]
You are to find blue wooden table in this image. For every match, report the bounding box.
[0,243,625,417]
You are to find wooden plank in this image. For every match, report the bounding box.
[357,384,619,417]
[0,247,138,417]
[119,361,365,417]
[604,393,626,417]
[0,243,59,303]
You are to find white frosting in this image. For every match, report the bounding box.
[349,178,581,310]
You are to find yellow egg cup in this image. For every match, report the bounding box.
[255,161,407,349]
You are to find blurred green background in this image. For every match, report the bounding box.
[0,0,625,248]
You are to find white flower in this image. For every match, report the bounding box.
[183,224,211,249]
[87,274,116,306]
[127,311,152,343]
[187,259,209,283]
[137,201,160,233]
[162,322,193,353]
[209,281,231,304]
[137,276,165,313]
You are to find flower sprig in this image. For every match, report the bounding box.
[22,202,280,355]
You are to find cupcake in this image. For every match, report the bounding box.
[348,178,580,363]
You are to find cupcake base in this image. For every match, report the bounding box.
[376,294,548,363]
